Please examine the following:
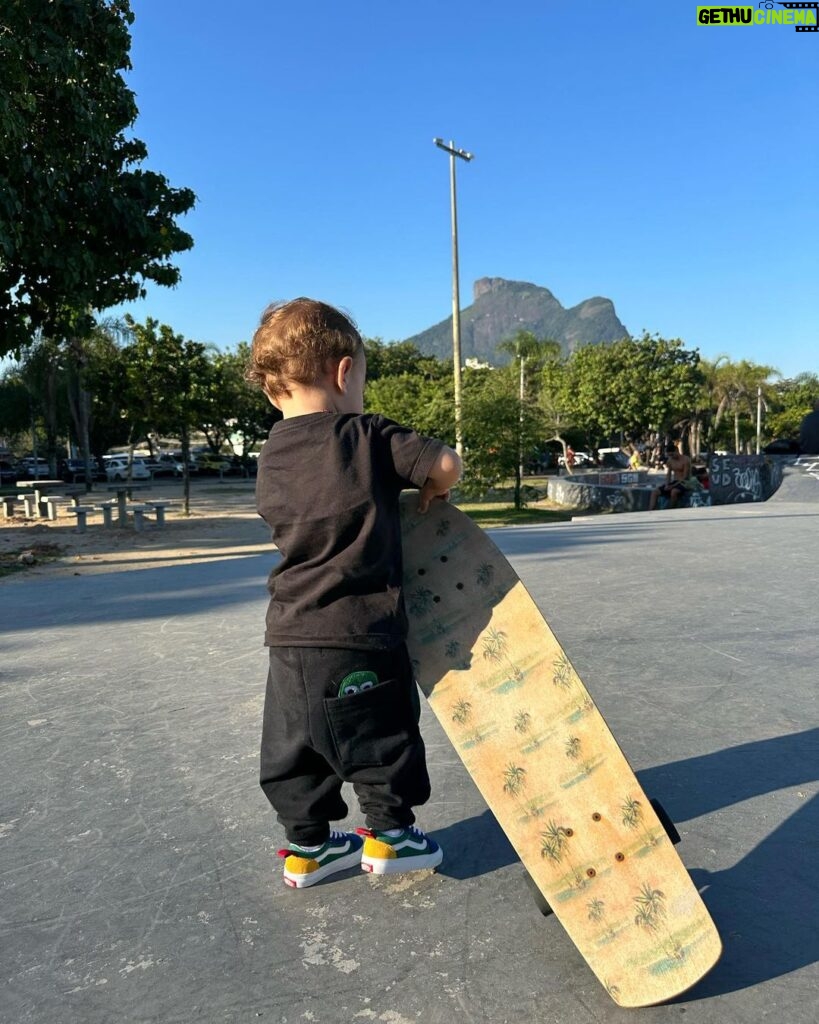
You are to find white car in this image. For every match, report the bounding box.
[103,456,152,482]
[557,450,595,468]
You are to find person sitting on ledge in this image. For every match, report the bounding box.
[649,444,692,510]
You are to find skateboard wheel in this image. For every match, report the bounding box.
[650,798,682,845]
[523,870,554,917]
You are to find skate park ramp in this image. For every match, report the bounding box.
[767,460,819,503]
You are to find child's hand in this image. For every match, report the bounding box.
[418,447,462,513]
[418,481,450,514]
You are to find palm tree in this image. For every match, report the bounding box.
[503,763,529,817]
[634,883,684,960]
[451,699,472,725]
[482,627,523,681]
[407,586,436,617]
[476,562,495,587]
[540,820,582,886]
[497,331,562,507]
[503,763,527,796]
[565,736,581,761]
[588,898,616,940]
[552,653,574,691]
[712,358,779,453]
[621,795,657,847]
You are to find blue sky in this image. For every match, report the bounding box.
[117,0,818,378]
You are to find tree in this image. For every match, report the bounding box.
[122,317,211,513]
[554,335,703,449]
[497,330,561,481]
[461,365,543,509]
[0,0,196,355]
[767,373,819,439]
[712,359,779,453]
[363,338,455,443]
[0,374,31,440]
[363,338,444,381]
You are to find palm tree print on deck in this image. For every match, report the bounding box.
[445,640,461,660]
[408,586,436,617]
[634,883,685,964]
[514,710,540,748]
[622,796,660,849]
[436,519,451,537]
[502,763,532,820]
[482,628,524,685]
[540,820,584,889]
[552,653,574,691]
[553,652,595,718]
[588,898,617,943]
[476,562,495,587]
[451,699,472,725]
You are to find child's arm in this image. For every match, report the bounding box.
[418,446,463,513]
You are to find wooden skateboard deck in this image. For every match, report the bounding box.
[400,494,721,1007]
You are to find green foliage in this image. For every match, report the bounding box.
[0,0,196,354]
[765,373,819,439]
[460,366,542,506]
[0,374,32,437]
[363,338,446,382]
[553,334,703,443]
[197,344,278,455]
[365,372,455,444]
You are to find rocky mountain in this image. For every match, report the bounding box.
[403,278,628,364]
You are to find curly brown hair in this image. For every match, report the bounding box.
[246,298,362,400]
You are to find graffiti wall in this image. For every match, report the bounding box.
[708,455,784,504]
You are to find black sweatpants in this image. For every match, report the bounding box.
[259,644,430,846]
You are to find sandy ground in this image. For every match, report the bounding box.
[0,479,274,579]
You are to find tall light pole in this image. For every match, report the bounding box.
[434,137,473,458]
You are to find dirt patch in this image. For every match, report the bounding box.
[0,481,274,580]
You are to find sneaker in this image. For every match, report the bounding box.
[357,826,443,875]
[277,830,364,888]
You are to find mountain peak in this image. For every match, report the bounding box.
[405,278,628,364]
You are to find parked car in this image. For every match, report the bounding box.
[60,457,106,483]
[598,447,630,469]
[557,450,595,468]
[103,456,152,482]
[0,460,17,485]
[17,457,51,479]
[194,452,235,475]
[153,453,199,477]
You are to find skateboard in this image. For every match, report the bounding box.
[399,494,721,1007]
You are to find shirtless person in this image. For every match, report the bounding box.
[649,443,692,510]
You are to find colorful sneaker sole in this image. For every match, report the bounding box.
[281,841,363,889]
[360,837,443,875]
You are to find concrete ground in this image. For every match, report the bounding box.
[1,466,817,1024]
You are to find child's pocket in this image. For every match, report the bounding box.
[324,676,418,770]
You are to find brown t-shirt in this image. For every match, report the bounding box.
[256,412,443,649]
